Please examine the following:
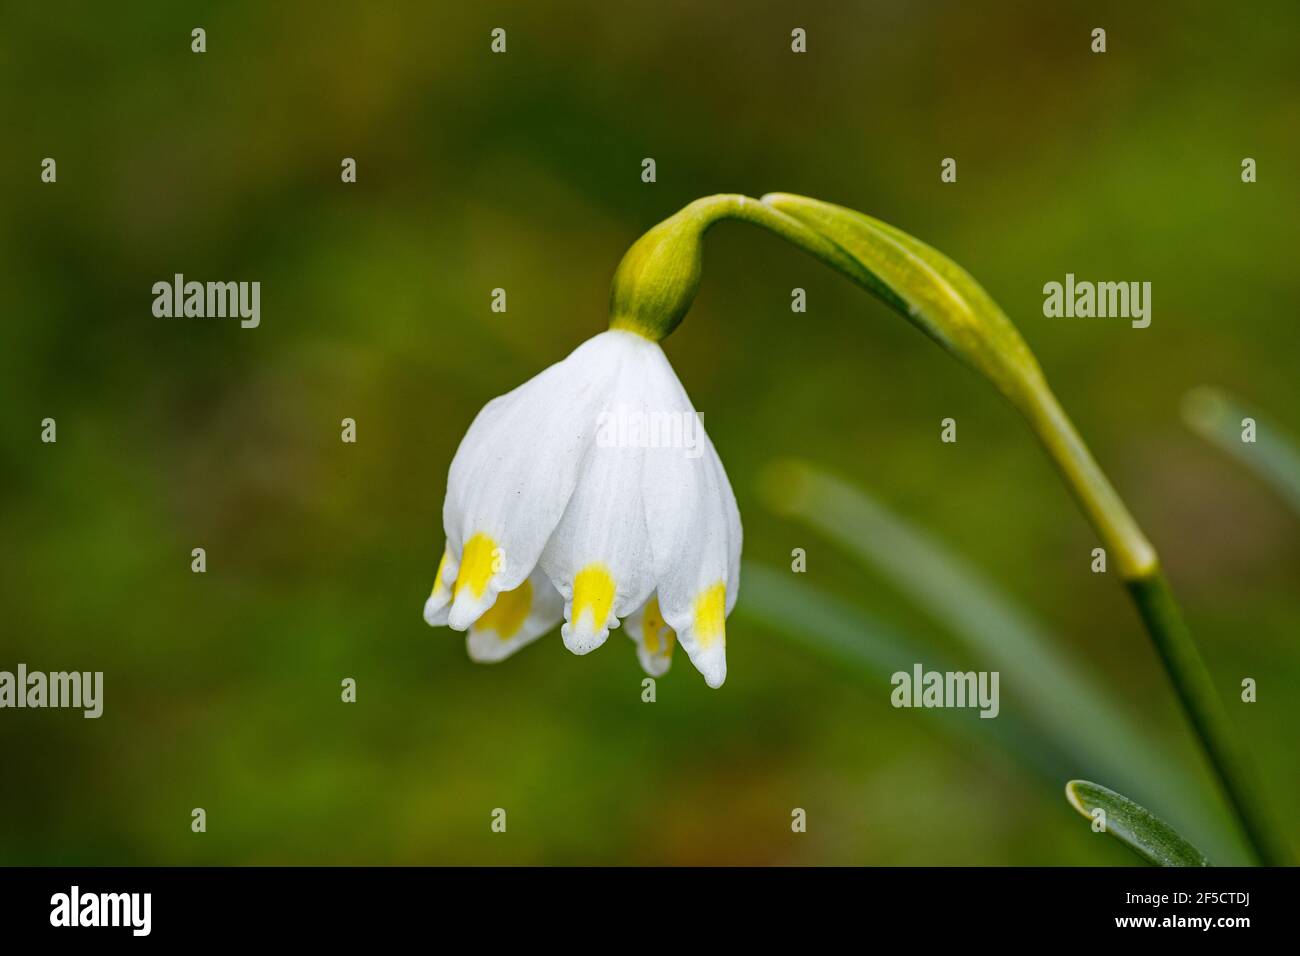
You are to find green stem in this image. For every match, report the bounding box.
[1127,573,1287,866]
[1022,390,1283,865]
[610,193,1288,865]
[1019,387,1156,578]
[610,194,888,341]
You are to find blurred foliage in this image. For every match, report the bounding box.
[1183,387,1300,518]
[0,0,1296,865]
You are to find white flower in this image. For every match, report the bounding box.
[423,329,741,687]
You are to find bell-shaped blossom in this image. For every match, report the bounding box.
[423,329,740,687]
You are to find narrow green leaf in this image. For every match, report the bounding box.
[736,561,1070,786]
[1182,386,1300,518]
[1066,780,1211,866]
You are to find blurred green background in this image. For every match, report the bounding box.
[1,0,1296,865]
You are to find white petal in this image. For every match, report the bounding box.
[439,333,623,630]
[422,546,459,626]
[541,332,658,654]
[623,594,675,677]
[639,349,742,688]
[465,566,563,663]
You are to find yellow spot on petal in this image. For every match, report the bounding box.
[430,550,450,597]
[641,596,676,657]
[572,564,616,632]
[692,582,727,649]
[475,579,533,640]
[454,533,499,600]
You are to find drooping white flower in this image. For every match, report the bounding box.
[423,329,741,687]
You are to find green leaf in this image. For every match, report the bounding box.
[1065,780,1211,866]
[736,561,1070,786]
[1182,386,1300,518]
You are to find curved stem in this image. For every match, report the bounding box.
[614,193,1288,865]
[689,194,913,314]
[1020,387,1157,578]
